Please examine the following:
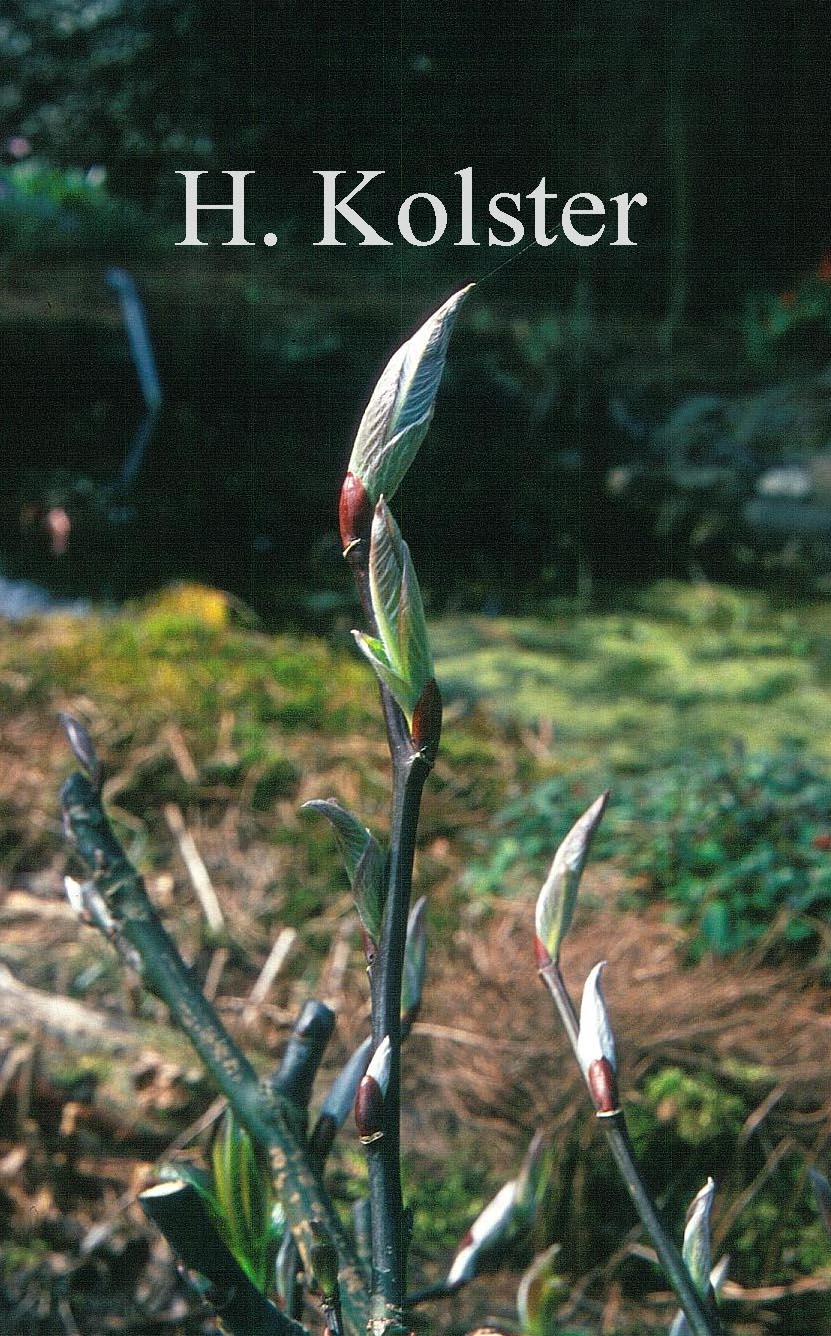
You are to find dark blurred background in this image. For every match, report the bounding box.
[2,0,831,619]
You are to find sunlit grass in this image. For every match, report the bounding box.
[432,581,831,771]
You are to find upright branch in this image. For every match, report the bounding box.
[336,288,470,1330]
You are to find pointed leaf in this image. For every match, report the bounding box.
[397,540,433,689]
[535,793,608,964]
[352,837,386,942]
[302,799,383,892]
[368,500,407,674]
[349,286,472,503]
[365,499,433,715]
[352,629,416,716]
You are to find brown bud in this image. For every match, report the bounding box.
[354,1074,385,1144]
[586,1057,620,1116]
[338,472,373,551]
[411,677,442,763]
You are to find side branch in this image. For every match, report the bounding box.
[539,962,723,1336]
[61,772,371,1336]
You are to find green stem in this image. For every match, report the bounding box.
[61,773,370,1336]
[539,962,722,1336]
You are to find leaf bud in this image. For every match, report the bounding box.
[683,1178,715,1298]
[354,1035,391,1145]
[59,712,103,791]
[347,285,472,508]
[411,677,443,763]
[577,962,620,1115]
[446,1179,518,1286]
[534,793,608,965]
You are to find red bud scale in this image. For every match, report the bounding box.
[533,934,552,969]
[354,1035,392,1145]
[338,472,373,552]
[411,677,442,762]
[354,1074,385,1144]
[587,1056,620,1117]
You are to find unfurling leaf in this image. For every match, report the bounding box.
[210,1107,274,1291]
[345,286,472,521]
[302,799,386,940]
[446,1130,552,1288]
[669,1239,727,1334]
[534,792,608,966]
[353,498,436,729]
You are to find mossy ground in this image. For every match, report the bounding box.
[2,581,831,1333]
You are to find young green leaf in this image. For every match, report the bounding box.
[302,798,386,941]
[347,285,472,509]
[351,630,413,710]
[210,1108,274,1291]
[669,1254,728,1336]
[353,498,435,726]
